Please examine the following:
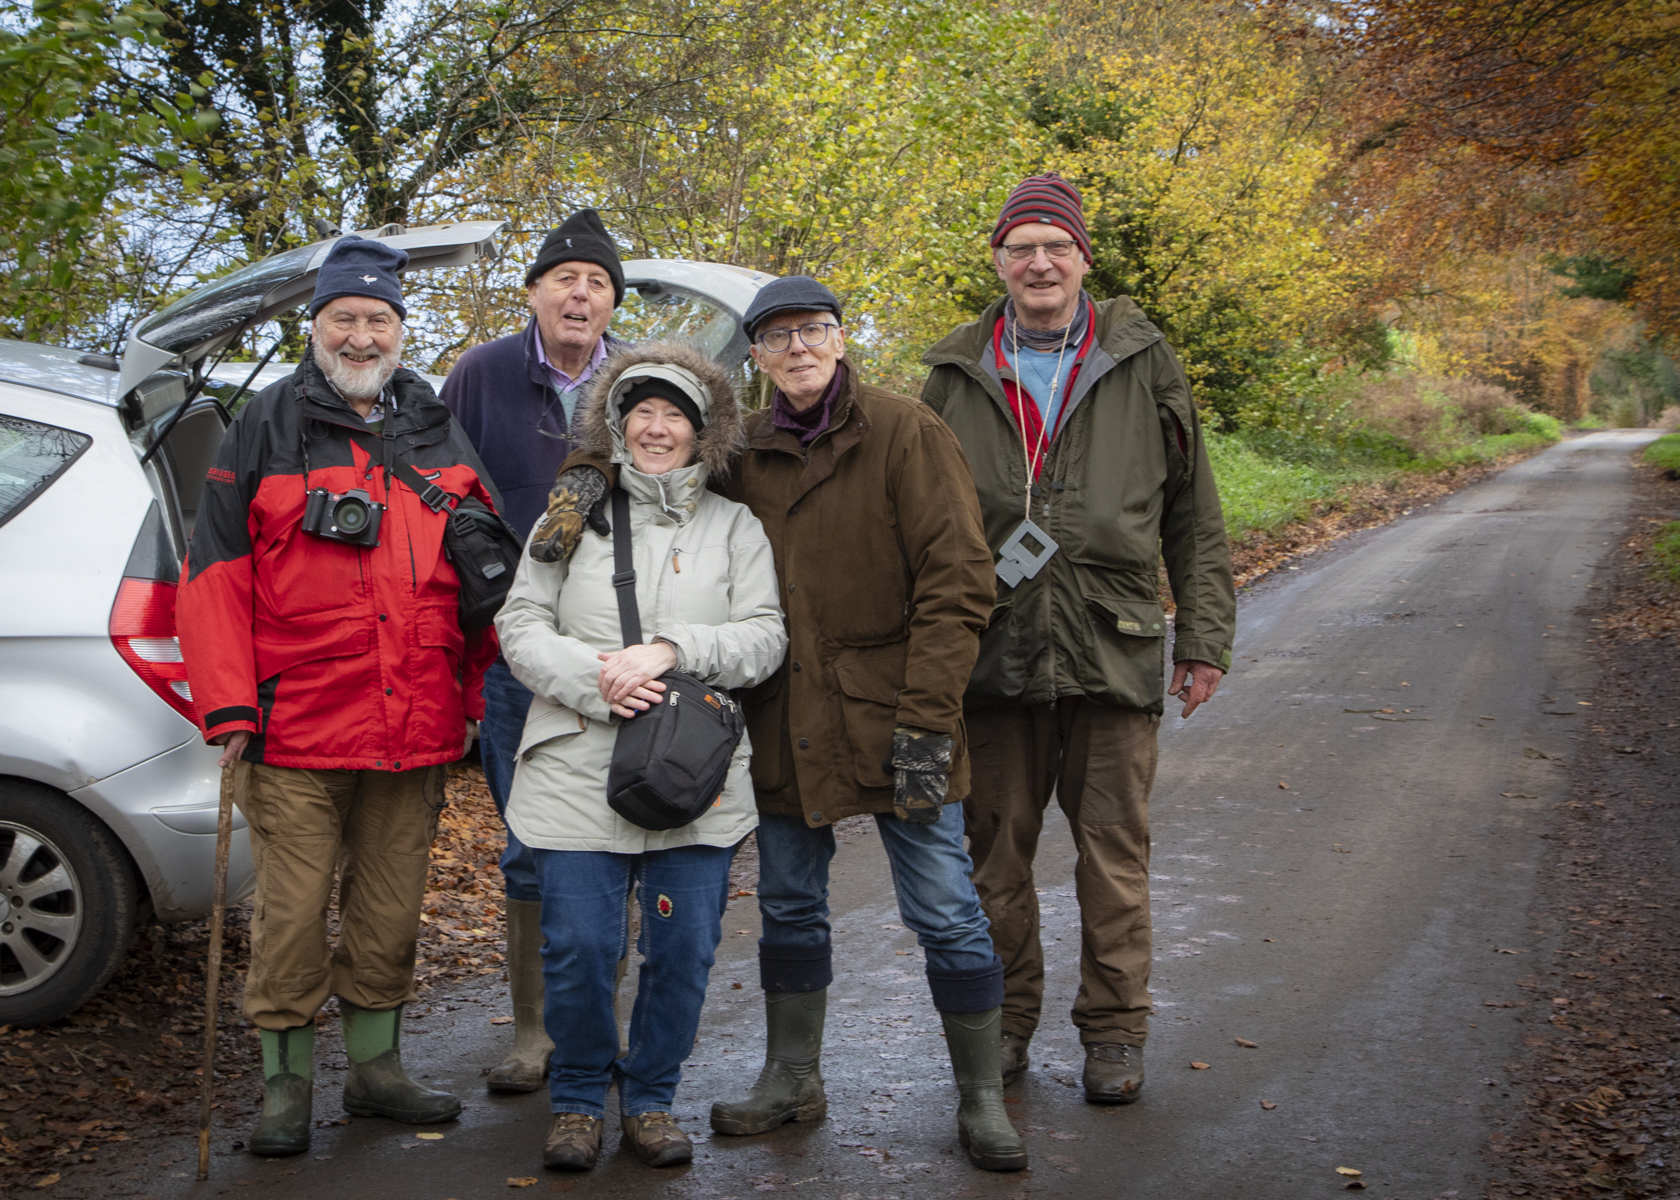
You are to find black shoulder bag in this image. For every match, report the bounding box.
[604,487,746,832]
[386,454,524,631]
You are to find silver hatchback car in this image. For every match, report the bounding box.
[0,223,770,1027]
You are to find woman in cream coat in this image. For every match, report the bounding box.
[496,341,785,1172]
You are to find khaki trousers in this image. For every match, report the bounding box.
[962,699,1158,1047]
[235,761,445,1031]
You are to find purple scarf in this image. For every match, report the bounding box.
[771,360,848,446]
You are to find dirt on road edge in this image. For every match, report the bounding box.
[1480,453,1680,1200]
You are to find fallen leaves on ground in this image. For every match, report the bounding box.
[1335,1166,1362,1176]
[1234,1038,1257,1048]
[506,1177,539,1187]
[1260,1100,1277,1110]
[1189,1061,1211,1070]
[1480,459,1679,1200]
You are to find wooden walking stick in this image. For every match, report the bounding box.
[197,765,236,1181]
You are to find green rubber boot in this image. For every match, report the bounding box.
[487,899,554,1093]
[710,990,828,1135]
[340,1001,462,1124]
[940,1007,1028,1172]
[250,1024,314,1157]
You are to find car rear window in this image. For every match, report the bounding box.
[0,414,92,530]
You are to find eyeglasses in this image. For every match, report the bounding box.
[756,322,839,354]
[998,240,1079,262]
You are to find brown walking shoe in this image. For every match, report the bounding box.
[621,1111,693,1167]
[1083,1043,1145,1104]
[543,1112,603,1170]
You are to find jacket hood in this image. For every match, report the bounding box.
[923,293,1160,371]
[576,339,745,480]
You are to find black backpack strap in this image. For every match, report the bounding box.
[610,487,643,648]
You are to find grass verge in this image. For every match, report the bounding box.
[1652,521,1680,584]
[1210,412,1562,542]
[1644,432,1680,473]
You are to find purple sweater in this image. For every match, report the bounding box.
[440,319,619,538]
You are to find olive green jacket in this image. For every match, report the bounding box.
[920,295,1235,713]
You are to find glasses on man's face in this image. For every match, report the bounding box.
[999,239,1078,262]
[323,313,397,333]
[756,322,838,354]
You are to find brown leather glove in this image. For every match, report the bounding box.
[528,465,608,563]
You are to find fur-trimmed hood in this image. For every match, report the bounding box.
[575,339,744,480]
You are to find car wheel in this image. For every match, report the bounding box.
[0,780,140,1028]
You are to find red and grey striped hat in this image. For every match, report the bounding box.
[989,172,1093,264]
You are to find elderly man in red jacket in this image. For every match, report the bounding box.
[177,236,499,1158]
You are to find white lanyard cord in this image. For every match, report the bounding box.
[1008,308,1075,524]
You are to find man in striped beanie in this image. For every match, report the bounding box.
[920,172,1236,1108]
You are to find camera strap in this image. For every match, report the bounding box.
[345,429,456,513]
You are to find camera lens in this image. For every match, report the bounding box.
[333,496,370,534]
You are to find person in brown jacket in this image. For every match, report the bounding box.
[535,276,1026,1172]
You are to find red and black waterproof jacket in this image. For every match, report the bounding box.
[177,350,501,770]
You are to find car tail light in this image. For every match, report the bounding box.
[110,577,197,723]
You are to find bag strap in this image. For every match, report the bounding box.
[345,428,457,513]
[610,487,643,648]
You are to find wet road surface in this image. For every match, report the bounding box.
[163,431,1659,1199]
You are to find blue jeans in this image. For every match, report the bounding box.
[755,805,1003,1012]
[532,844,733,1117]
[479,658,540,901]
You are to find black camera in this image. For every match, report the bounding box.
[302,487,384,547]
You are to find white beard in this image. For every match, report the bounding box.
[320,339,402,402]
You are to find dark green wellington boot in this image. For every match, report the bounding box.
[487,899,554,1093]
[710,990,828,1135]
[940,1007,1028,1172]
[250,1024,314,1157]
[340,1001,462,1123]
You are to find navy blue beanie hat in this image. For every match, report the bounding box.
[741,276,842,340]
[309,235,410,320]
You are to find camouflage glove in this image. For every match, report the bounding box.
[891,725,952,824]
[528,465,608,563]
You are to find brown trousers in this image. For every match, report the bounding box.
[235,761,445,1031]
[963,699,1158,1047]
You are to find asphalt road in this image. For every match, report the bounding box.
[159,430,1660,1200]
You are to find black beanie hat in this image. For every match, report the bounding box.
[619,376,705,435]
[309,235,409,320]
[524,208,625,306]
[741,275,842,340]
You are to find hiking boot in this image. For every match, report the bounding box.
[1083,1042,1145,1104]
[710,990,827,1135]
[621,1111,693,1167]
[543,1112,603,1170]
[941,1007,1028,1172]
[250,1025,313,1157]
[1000,1031,1031,1088]
[488,899,554,1094]
[340,1001,462,1123]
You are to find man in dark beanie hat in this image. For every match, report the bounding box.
[540,270,1029,1174]
[439,208,626,1094]
[920,174,1236,1106]
[177,231,505,1155]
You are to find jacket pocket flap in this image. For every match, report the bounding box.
[1084,595,1167,638]
[417,605,465,653]
[255,621,372,679]
[518,697,589,755]
[833,644,907,706]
